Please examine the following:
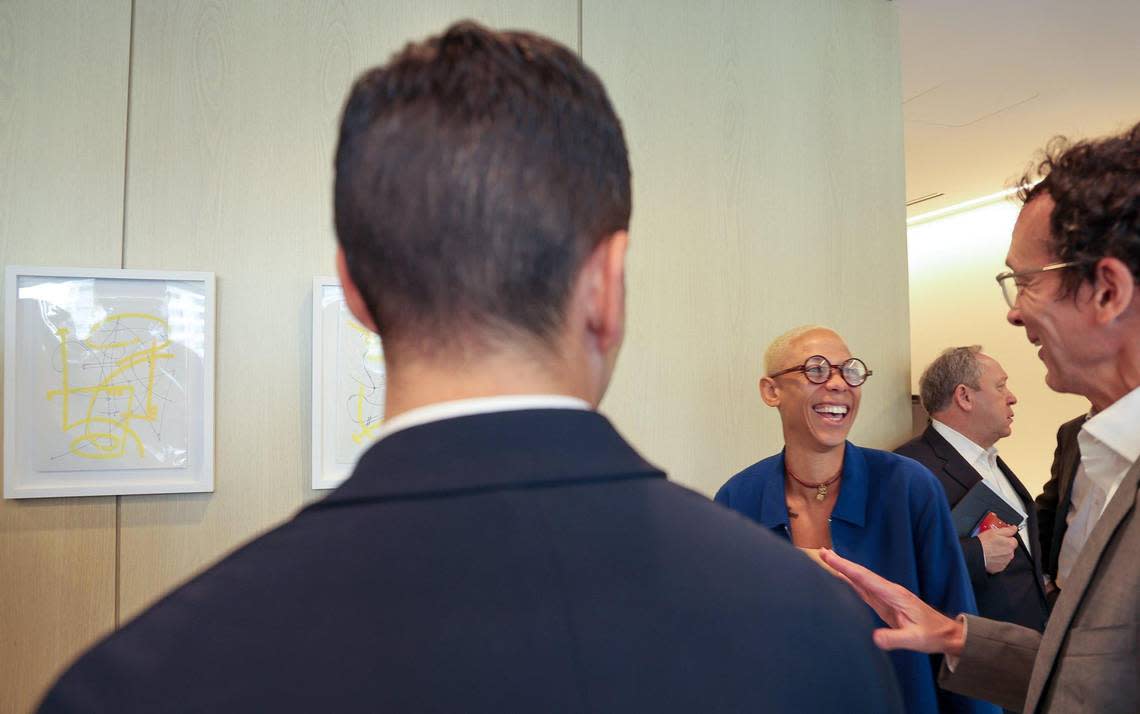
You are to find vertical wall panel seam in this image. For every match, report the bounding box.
[114,498,121,627]
[114,0,136,630]
[577,0,582,56]
[119,0,135,271]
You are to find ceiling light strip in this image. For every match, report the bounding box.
[906,184,1034,227]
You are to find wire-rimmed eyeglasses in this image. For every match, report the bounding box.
[768,355,872,387]
[995,261,1077,308]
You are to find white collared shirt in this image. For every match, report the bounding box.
[931,420,1031,554]
[1056,385,1140,589]
[371,394,591,444]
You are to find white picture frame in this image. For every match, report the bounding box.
[311,277,386,490]
[4,266,215,498]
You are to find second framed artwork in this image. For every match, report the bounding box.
[311,278,387,489]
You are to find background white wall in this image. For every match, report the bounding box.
[907,197,1090,497]
[0,2,909,711]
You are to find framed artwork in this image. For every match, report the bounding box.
[4,266,215,498]
[311,278,386,490]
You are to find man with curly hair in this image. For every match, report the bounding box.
[822,119,1140,714]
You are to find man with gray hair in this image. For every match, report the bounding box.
[897,347,1048,647]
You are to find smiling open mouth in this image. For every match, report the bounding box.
[813,404,849,424]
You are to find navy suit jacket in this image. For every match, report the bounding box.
[896,425,1049,632]
[40,409,902,713]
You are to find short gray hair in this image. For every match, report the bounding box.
[764,324,838,375]
[919,345,983,415]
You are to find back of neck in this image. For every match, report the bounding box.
[383,346,592,420]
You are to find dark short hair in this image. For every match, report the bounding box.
[334,21,631,356]
[919,345,983,415]
[1019,120,1140,297]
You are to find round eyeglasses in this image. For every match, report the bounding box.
[769,355,872,387]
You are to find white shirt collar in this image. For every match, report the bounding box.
[372,394,590,444]
[1082,384,1140,467]
[931,419,997,468]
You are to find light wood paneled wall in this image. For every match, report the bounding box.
[3,1,907,710]
[589,0,909,496]
[0,3,131,712]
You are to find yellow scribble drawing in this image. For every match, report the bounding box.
[45,313,175,460]
[346,318,385,445]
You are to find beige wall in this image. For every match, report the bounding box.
[0,1,907,710]
[592,0,909,495]
[0,3,130,713]
[907,198,1090,498]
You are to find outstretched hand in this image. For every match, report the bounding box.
[819,548,965,657]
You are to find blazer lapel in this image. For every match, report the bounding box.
[924,426,983,494]
[1055,423,1083,530]
[1023,458,1140,712]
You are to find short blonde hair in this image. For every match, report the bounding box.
[763,324,839,375]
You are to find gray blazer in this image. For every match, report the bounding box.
[940,458,1140,713]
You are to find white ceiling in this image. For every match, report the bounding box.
[899,0,1140,218]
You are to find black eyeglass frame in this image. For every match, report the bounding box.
[768,355,872,387]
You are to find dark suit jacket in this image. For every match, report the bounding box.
[896,425,1048,632]
[1034,415,1085,584]
[40,409,903,713]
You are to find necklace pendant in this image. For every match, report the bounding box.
[816,485,827,501]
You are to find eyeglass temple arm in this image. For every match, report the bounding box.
[766,365,804,378]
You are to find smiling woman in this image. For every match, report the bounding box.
[714,325,998,714]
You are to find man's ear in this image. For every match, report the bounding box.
[336,247,378,333]
[583,231,628,353]
[952,383,973,412]
[1090,257,1136,324]
[759,376,780,407]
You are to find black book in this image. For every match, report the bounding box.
[950,481,1024,538]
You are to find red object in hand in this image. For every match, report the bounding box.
[972,511,1012,537]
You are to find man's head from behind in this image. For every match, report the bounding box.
[1005,121,1140,408]
[333,22,631,400]
[919,346,1016,450]
[760,326,869,454]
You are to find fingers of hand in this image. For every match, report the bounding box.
[873,627,925,653]
[821,549,892,596]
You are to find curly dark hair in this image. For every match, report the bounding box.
[1018,120,1140,298]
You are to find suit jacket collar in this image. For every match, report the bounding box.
[1057,418,1085,510]
[756,442,868,529]
[307,409,664,509]
[1024,457,1140,712]
[922,424,984,493]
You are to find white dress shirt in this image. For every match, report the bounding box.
[370,394,590,445]
[1056,385,1140,589]
[931,420,1031,554]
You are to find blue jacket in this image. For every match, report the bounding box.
[716,442,999,714]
